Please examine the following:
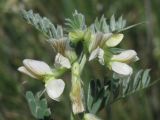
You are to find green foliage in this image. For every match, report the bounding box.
[65,10,86,32]
[87,69,152,114]
[25,91,51,119]
[21,9,64,39]
[93,14,145,34]
[116,69,151,99]
[93,15,126,33]
[87,80,106,114]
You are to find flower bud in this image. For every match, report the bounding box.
[69,30,84,44]
[106,34,124,47]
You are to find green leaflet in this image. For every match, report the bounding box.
[21,9,63,39]
[25,91,51,119]
[93,14,126,33]
[87,80,110,114]
[114,69,151,101]
[65,10,86,32]
[92,14,145,34]
[87,69,153,114]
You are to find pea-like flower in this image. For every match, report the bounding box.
[89,47,104,65]
[89,33,124,66]
[18,59,65,101]
[54,53,71,69]
[18,59,53,79]
[109,50,139,76]
[105,33,124,47]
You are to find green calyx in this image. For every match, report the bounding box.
[69,30,84,45]
[43,67,67,82]
[65,50,78,63]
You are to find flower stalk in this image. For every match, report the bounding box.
[70,61,85,114]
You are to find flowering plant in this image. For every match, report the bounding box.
[18,10,153,120]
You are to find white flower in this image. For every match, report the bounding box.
[111,50,139,63]
[89,33,112,52]
[18,59,52,79]
[89,47,104,65]
[89,33,102,52]
[54,53,71,69]
[18,66,37,78]
[109,50,139,76]
[45,79,65,101]
[48,38,67,55]
[110,62,133,76]
[84,113,101,120]
[49,38,77,62]
[106,34,124,47]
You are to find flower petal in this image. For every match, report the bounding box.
[45,79,65,101]
[18,66,38,79]
[23,59,52,76]
[106,34,124,47]
[89,33,103,52]
[111,50,138,63]
[48,37,67,55]
[101,33,112,44]
[111,62,133,76]
[55,53,71,69]
[89,47,104,65]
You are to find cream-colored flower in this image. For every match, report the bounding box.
[89,32,103,52]
[109,50,139,76]
[54,53,71,69]
[111,50,139,63]
[84,113,101,120]
[18,59,52,79]
[106,33,124,47]
[49,38,77,63]
[89,47,104,65]
[48,38,67,55]
[45,79,65,101]
[89,32,112,52]
[110,61,133,76]
[88,33,118,65]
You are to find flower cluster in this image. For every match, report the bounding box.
[18,10,139,119]
[88,33,139,76]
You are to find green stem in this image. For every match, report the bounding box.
[70,61,85,115]
[52,67,68,78]
[79,54,87,74]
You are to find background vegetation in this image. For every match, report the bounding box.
[0,0,160,120]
